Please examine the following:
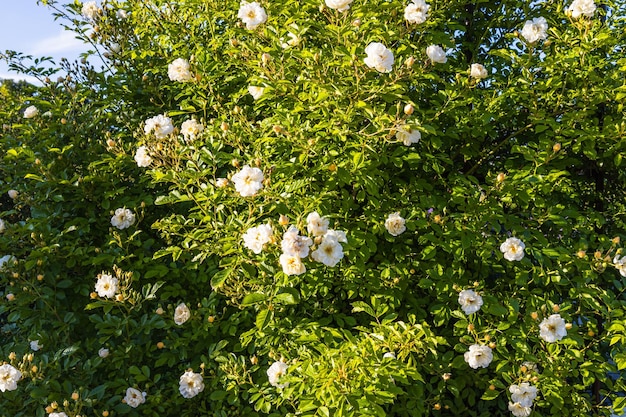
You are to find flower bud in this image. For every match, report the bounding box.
[157,341,165,349]
[442,372,451,380]
[576,250,586,258]
[90,292,98,299]
[488,342,496,349]
[9,352,16,360]
[352,19,361,26]
[433,214,442,224]
[433,404,441,410]
[63,400,69,407]
[115,294,124,302]
[594,251,602,259]
[328,163,337,172]
[520,365,528,373]
[405,56,415,67]
[31,365,38,373]
[552,143,561,152]
[403,103,414,115]
[208,315,215,323]
[72,392,79,401]
[496,172,506,183]
[612,236,621,244]
[261,53,272,65]
[552,304,560,312]
[102,411,109,417]
[6,293,15,301]
[489,384,496,390]
[251,355,258,365]
[272,125,284,134]
[230,38,239,47]
[279,214,289,226]
[8,190,18,199]
[220,122,229,132]
[231,159,240,168]
[587,330,595,337]
[530,311,538,320]
[61,118,67,125]
[106,139,116,148]
[565,323,573,330]
[467,323,475,332]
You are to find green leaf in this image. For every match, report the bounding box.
[242,292,267,306]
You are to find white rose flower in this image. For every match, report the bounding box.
[383,352,396,359]
[567,0,596,19]
[110,208,135,230]
[509,382,538,407]
[280,31,300,49]
[144,114,174,139]
[95,273,119,298]
[242,223,273,254]
[174,302,191,325]
[279,253,306,276]
[521,17,548,44]
[306,211,329,237]
[0,255,16,270]
[98,347,110,358]
[364,42,394,73]
[324,229,348,243]
[426,45,447,64]
[385,212,406,236]
[30,340,43,351]
[0,218,5,233]
[404,0,430,24]
[267,361,289,388]
[49,413,69,417]
[179,370,205,399]
[396,126,421,146]
[281,226,313,258]
[325,0,354,12]
[458,289,483,315]
[123,387,146,408]
[311,234,344,267]
[463,344,493,369]
[613,255,626,277]
[180,119,204,141]
[81,1,100,20]
[231,165,264,197]
[508,402,532,417]
[539,313,567,343]
[0,364,22,392]
[116,9,128,19]
[134,146,152,167]
[470,63,488,79]
[168,58,193,82]
[238,1,267,30]
[215,178,229,188]
[23,105,39,119]
[248,86,265,100]
[8,189,18,199]
[500,237,525,261]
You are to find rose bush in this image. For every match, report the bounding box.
[1,0,626,416]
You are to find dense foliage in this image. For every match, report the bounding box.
[1,0,626,416]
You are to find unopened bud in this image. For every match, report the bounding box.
[442,372,451,381]
[328,163,337,172]
[231,159,240,168]
[31,365,38,373]
[233,105,242,114]
[531,311,538,320]
[230,38,239,47]
[433,214,442,224]
[433,404,441,410]
[489,384,496,390]
[72,392,79,401]
[403,103,414,115]
[405,56,415,67]
[594,251,602,259]
[106,139,116,147]
[467,323,475,332]
[565,323,573,330]
[520,365,528,373]
[115,294,124,302]
[220,122,229,132]
[8,352,16,360]
[278,214,289,226]
[552,143,561,152]
[576,250,586,258]
[552,304,560,312]
[102,411,109,417]
[496,172,506,183]
[587,330,594,337]
[272,125,284,134]
[352,19,361,26]
[157,341,165,349]
[488,342,496,349]
[61,118,67,125]
[90,292,98,299]
[261,53,272,65]
[612,236,621,244]
[251,355,258,365]
[8,190,18,199]
[208,315,215,323]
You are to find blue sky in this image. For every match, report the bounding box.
[0,1,88,83]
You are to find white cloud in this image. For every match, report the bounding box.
[29,29,86,56]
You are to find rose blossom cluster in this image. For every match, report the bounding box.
[508,382,538,417]
[242,212,347,274]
